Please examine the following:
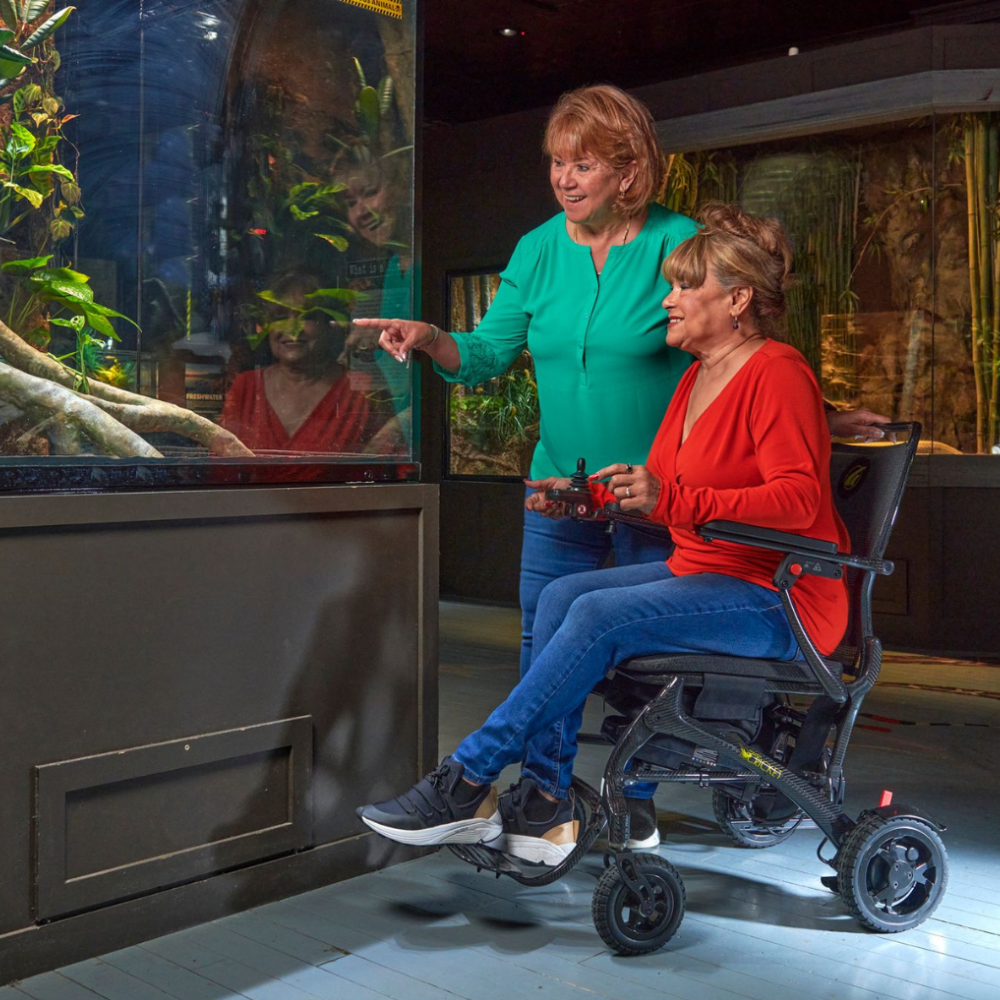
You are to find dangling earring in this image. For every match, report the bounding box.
[732,314,740,330]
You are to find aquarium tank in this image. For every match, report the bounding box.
[447,112,1000,477]
[0,0,416,491]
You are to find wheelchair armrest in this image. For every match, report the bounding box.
[699,520,838,554]
[699,520,893,577]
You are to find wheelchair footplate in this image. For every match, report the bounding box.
[448,776,606,886]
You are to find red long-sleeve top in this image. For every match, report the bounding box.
[594,339,849,655]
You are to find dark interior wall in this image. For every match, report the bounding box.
[421,25,1000,654]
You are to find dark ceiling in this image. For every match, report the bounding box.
[423,0,1000,124]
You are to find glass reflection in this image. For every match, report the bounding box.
[0,0,415,488]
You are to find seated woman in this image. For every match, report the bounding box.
[219,272,401,456]
[358,203,850,864]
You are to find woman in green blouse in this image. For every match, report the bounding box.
[356,84,885,847]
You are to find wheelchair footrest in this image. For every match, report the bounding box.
[447,843,522,875]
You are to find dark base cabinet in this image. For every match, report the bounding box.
[0,484,438,985]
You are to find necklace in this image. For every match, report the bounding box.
[573,216,632,246]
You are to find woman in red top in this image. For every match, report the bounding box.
[218,274,397,458]
[358,204,850,865]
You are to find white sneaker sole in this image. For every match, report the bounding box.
[361,811,502,847]
[627,829,661,849]
[503,834,576,866]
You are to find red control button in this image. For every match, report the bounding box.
[790,563,802,576]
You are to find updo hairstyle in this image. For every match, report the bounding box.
[543,84,663,216]
[662,202,794,336]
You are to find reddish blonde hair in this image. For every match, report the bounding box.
[663,202,794,336]
[543,85,663,216]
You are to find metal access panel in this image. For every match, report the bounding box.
[34,717,313,919]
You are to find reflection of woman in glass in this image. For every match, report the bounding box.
[218,273,399,455]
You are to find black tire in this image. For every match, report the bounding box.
[592,853,685,955]
[712,787,803,848]
[839,813,948,932]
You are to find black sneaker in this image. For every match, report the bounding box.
[626,796,661,849]
[498,778,578,865]
[357,757,501,847]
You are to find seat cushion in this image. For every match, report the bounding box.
[615,653,818,685]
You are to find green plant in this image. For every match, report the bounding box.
[1,253,137,389]
[247,285,357,350]
[0,82,81,242]
[449,353,539,473]
[0,3,74,88]
[961,112,1000,452]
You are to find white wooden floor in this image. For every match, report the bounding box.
[6,603,1000,1000]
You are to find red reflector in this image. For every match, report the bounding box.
[879,790,893,808]
[790,563,802,575]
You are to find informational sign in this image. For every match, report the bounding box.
[337,0,403,18]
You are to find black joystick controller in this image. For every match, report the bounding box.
[547,457,599,519]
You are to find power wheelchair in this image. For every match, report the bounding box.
[450,422,948,955]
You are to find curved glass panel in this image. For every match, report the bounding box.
[0,0,416,491]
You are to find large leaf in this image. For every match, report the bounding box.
[256,289,301,312]
[357,86,380,139]
[48,314,85,331]
[23,6,75,49]
[6,120,35,154]
[352,56,366,90]
[305,287,358,305]
[0,56,24,79]
[378,76,394,117]
[3,180,43,207]
[315,233,348,251]
[0,28,13,45]
[0,252,51,273]
[83,300,139,328]
[0,2,16,30]
[35,264,89,283]
[0,44,32,66]
[288,204,318,221]
[30,276,94,303]
[26,1,51,20]
[81,307,118,341]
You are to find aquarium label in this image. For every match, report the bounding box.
[337,0,403,18]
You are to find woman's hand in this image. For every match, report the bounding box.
[524,477,571,519]
[827,407,890,440]
[590,462,661,515]
[353,317,435,362]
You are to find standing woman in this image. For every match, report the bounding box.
[358,85,697,673]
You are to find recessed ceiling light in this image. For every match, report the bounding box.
[497,27,523,38]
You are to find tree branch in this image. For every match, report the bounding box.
[0,317,254,457]
[0,361,163,458]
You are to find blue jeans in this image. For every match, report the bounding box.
[519,492,672,797]
[453,562,800,799]
[519,489,672,676]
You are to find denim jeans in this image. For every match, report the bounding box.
[453,561,800,799]
[519,488,672,677]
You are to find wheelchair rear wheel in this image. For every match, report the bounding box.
[712,788,803,848]
[838,813,948,932]
[592,853,685,955]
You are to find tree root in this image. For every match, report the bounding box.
[0,317,254,458]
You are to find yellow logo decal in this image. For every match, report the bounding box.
[337,0,403,18]
[843,466,865,489]
[739,745,783,780]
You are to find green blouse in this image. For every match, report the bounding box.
[436,202,699,479]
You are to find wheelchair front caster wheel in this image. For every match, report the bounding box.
[591,853,685,955]
[839,813,948,932]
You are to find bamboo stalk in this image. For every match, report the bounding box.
[965,118,986,452]
[988,117,1000,449]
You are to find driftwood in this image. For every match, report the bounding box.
[0,318,254,458]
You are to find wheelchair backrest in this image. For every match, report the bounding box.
[828,422,921,667]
